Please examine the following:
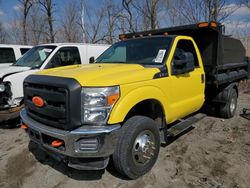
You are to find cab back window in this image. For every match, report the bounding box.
[20,48,31,55]
[0,48,16,63]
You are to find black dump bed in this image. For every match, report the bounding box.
[120,22,250,85]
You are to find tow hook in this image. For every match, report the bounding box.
[20,123,28,130]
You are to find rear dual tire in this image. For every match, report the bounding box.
[220,89,237,118]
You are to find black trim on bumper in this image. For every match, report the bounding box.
[21,109,121,159]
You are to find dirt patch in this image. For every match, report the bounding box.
[3,149,37,188]
[239,80,250,93]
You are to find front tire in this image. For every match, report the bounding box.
[113,116,160,179]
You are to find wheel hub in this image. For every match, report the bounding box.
[132,130,156,165]
[230,98,236,113]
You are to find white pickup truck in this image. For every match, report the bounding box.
[0,43,109,121]
[0,44,32,67]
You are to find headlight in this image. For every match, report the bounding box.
[81,86,120,124]
[0,84,5,92]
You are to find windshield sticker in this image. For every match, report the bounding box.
[155,49,166,63]
[38,50,47,61]
[43,48,53,53]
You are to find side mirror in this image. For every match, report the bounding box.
[89,56,95,64]
[172,52,195,75]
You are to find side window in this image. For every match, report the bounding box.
[0,48,16,63]
[173,40,199,67]
[20,48,31,55]
[48,47,81,68]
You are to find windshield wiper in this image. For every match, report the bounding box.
[11,64,22,66]
[96,61,139,64]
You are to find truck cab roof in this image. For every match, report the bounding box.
[0,44,32,48]
[36,43,109,47]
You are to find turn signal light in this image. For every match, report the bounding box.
[107,93,119,105]
[198,22,209,28]
[198,21,218,28]
[21,124,28,129]
[51,140,64,147]
[119,34,126,40]
[210,21,218,28]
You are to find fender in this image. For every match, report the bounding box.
[212,83,238,103]
[3,69,38,104]
[2,71,22,81]
[108,85,172,124]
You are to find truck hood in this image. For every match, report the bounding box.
[0,63,12,68]
[37,63,160,86]
[0,65,31,79]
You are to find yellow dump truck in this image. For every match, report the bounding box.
[21,22,250,179]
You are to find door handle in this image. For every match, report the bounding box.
[201,74,205,83]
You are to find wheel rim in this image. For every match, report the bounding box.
[132,130,156,166]
[230,98,236,113]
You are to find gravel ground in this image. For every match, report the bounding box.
[0,81,249,188]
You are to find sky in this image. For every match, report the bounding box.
[0,0,249,36]
[0,0,98,21]
[0,0,65,23]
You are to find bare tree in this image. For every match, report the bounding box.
[103,2,122,44]
[204,0,236,21]
[77,0,124,44]
[0,1,8,43]
[79,0,86,42]
[121,0,138,32]
[0,22,8,43]
[168,0,240,25]
[242,0,250,9]
[80,1,106,43]
[60,1,82,42]
[38,0,55,42]
[18,0,33,44]
[7,16,22,44]
[28,3,47,44]
[132,0,162,30]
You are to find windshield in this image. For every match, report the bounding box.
[13,45,56,68]
[96,37,172,65]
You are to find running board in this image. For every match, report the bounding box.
[165,113,206,137]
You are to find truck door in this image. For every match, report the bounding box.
[169,38,205,119]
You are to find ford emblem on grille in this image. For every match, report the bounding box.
[32,96,45,107]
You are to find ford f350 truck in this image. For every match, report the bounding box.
[21,22,250,179]
[0,43,109,122]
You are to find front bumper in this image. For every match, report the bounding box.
[20,109,121,170]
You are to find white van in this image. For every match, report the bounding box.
[0,43,110,121]
[0,44,32,67]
